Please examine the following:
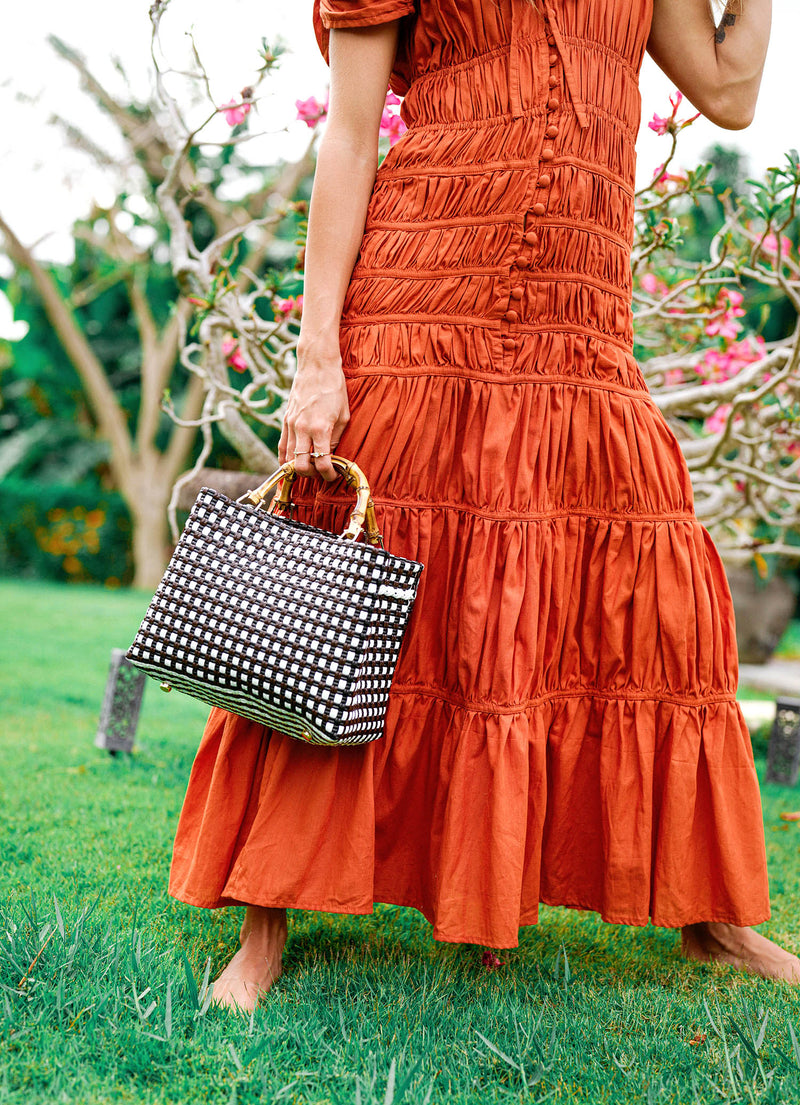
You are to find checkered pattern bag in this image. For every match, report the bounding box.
[127,458,423,746]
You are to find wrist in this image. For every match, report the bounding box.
[296,332,343,366]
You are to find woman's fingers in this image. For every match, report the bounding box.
[292,437,317,479]
[311,443,338,482]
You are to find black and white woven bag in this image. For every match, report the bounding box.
[127,457,423,746]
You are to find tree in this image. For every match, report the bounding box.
[0,31,314,587]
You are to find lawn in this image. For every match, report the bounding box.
[3,578,800,1104]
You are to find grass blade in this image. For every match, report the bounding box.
[164,979,172,1039]
[383,1056,397,1105]
[475,1030,522,1073]
[789,1020,800,1067]
[53,896,65,941]
[182,951,199,1012]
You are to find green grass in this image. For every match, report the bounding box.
[3,578,800,1104]
[776,618,800,660]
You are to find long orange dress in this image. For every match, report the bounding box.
[168,0,772,948]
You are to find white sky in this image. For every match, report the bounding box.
[0,0,797,266]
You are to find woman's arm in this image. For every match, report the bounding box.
[647,0,771,129]
[278,22,400,481]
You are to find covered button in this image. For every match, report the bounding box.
[547,97,560,110]
[549,52,559,66]
[546,124,559,137]
[533,202,546,216]
[504,309,519,323]
[510,285,524,300]
[541,148,554,161]
[537,174,551,188]
[524,231,538,246]
[548,75,558,88]
[502,338,516,352]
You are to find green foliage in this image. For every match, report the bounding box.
[0,478,132,585]
[3,580,800,1103]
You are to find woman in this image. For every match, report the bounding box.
[169,0,800,1010]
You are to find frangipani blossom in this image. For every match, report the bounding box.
[760,232,794,259]
[220,98,252,127]
[222,336,248,373]
[699,336,765,384]
[648,113,671,136]
[274,294,304,319]
[648,89,700,137]
[651,162,689,194]
[641,272,669,297]
[663,367,685,386]
[379,88,407,145]
[703,403,733,436]
[704,287,746,340]
[296,94,328,128]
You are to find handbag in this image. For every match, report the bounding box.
[126,456,423,746]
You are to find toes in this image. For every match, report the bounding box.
[211,977,259,1012]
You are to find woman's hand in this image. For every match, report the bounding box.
[278,340,350,482]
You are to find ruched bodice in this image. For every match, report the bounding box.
[168,0,770,946]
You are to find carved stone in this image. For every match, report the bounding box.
[724,564,798,665]
[95,648,146,754]
[765,697,800,787]
[175,468,269,512]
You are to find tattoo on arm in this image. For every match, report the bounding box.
[715,10,737,44]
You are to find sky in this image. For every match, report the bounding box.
[0,0,797,271]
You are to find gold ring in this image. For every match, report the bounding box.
[311,450,329,459]
[293,449,311,456]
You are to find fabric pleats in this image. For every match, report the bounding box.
[169,0,771,946]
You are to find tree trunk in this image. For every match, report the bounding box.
[126,466,174,590]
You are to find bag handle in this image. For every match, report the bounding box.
[240,455,384,548]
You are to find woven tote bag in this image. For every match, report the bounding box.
[127,457,423,746]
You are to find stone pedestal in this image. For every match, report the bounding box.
[95,648,146,754]
[765,697,800,786]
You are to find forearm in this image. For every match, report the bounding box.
[648,0,772,129]
[296,22,399,366]
[297,131,379,360]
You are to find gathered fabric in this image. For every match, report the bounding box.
[168,0,771,947]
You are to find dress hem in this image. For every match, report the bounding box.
[168,885,771,950]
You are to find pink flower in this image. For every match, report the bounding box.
[220,99,252,127]
[698,334,764,385]
[296,94,328,128]
[481,950,506,969]
[704,403,732,436]
[664,367,684,386]
[222,336,248,373]
[379,88,407,145]
[650,163,689,195]
[704,288,746,340]
[641,272,669,297]
[274,294,304,319]
[648,89,701,138]
[380,111,407,144]
[648,113,670,136]
[761,233,793,259]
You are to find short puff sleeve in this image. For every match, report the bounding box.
[313,0,417,95]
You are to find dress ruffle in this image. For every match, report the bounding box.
[169,0,771,944]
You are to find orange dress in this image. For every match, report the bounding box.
[168,0,771,948]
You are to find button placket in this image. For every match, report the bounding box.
[502,10,561,357]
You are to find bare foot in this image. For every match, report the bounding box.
[212,906,288,1012]
[681,922,800,983]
